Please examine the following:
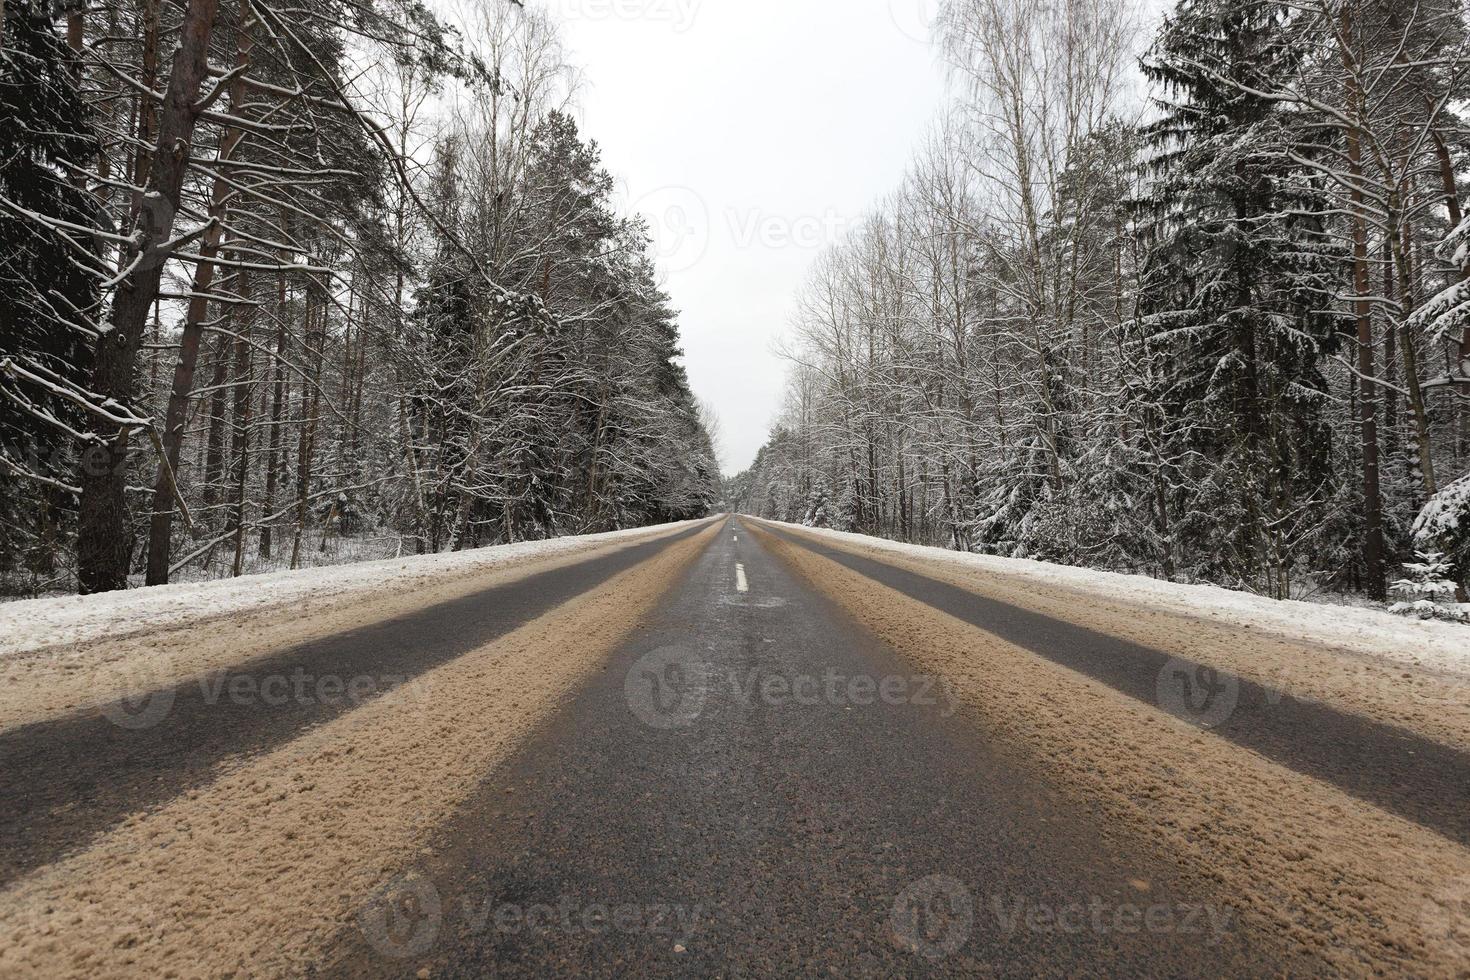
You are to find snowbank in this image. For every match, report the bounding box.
[760,520,1470,674]
[1,520,708,658]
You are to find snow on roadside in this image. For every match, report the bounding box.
[761,520,1470,675]
[1,520,706,659]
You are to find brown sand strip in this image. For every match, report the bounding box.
[772,523,1470,756]
[757,526,1470,977]
[0,522,702,733]
[0,523,716,978]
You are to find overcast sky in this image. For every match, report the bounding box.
[555,0,951,474]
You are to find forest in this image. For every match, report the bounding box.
[0,0,719,595]
[729,0,1470,613]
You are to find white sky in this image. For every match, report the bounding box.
[554,0,951,474]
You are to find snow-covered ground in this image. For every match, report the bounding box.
[762,520,1470,674]
[1,520,705,659]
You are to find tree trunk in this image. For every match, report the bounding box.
[1342,8,1387,601]
[144,7,253,584]
[1390,222,1437,497]
[259,223,295,559]
[259,276,289,560]
[227,268,254,576]
[291,292,325,569]
[76,0,223,593]
[202,334,229,522]
[1382,239,1398,453]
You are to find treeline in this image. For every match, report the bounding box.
[0,0,717,596]
[730,0,1470,606]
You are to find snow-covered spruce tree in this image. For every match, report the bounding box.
[1136,0,1342,596]
[1389,551,1469,621]
[1408,214,1470,601]
[1412,474,1470,600]
[969,433,1054,559]
[1224,0,1470,596]
[835,480,860,533]
[0,0,99,591]
[968,124,1160,571]
[407,137,479,552]
[804,479,835,528]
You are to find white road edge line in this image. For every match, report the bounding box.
[735,563,749,593]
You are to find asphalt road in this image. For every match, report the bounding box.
[759,524,1470,846]
[0,524,706,885]
[322,518,1320,976]
[4,515,1464,976]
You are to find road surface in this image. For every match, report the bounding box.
[1,516,1467,977]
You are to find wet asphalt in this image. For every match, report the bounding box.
[324,517,1326,977]
[761,523,1470,847]
[0,524,707,885]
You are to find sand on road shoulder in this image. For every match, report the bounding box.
[0,521,704,733]
[0,523,717,978]
[759,526,1470,978]
[774,523,1470,756]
